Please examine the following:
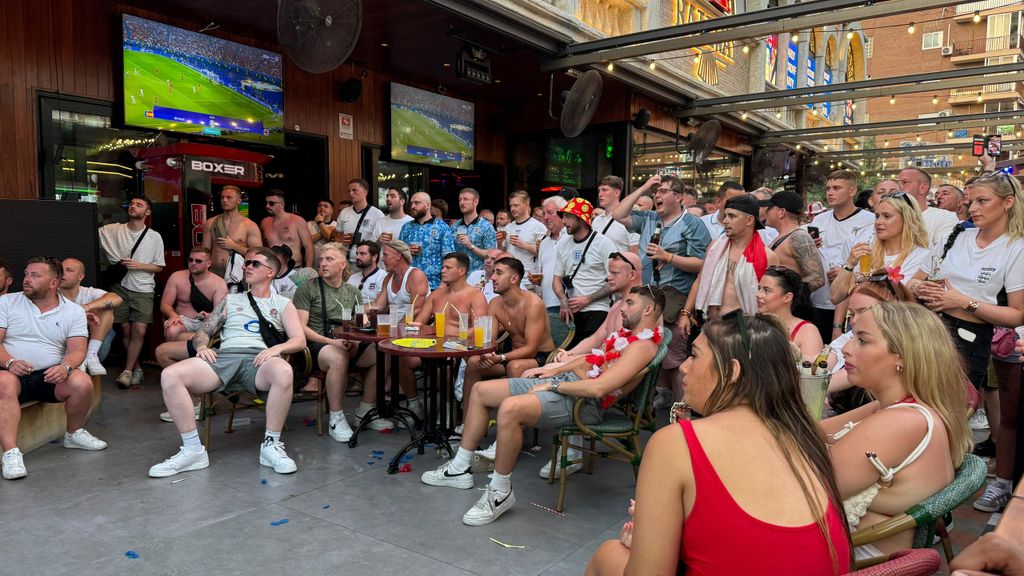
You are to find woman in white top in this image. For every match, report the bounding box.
[911,171,1024,391]
[830,192,930,305]
[822,302,970,559]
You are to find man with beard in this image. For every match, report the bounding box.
[260,189,315,269]
[451,188,496,274]
[58,258,123,376]
[552,198,615,349]
[99,195,165,389]
[204,185,262,282]
[336,179,385,264]
[421,285,665,526]
[347,241,388,303]
[159,247,228,342]
[1,258,107,480]
[464,257,554,409]
[686,195,779,323]
[307,197,338,251]
[369,188,412,245]
[399,192,455,290]
[293,242,363,443]
[149,247,305,478]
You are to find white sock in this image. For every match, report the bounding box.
[87,339,102,357]
[264,430,281,444]
[358,401,374,413]
[451,446,473,472]
[489,470,512,494]
[330,410,345,422]
[181,430,202,453]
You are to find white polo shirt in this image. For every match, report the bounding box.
[0,292,88,369]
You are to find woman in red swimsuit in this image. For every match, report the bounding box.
[587,313,851,575]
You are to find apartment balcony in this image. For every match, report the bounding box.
[948,82,1022,104]
[956,0,1018,15]
[950,34,1023,64]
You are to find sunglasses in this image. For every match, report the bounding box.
[188,258,209,264]
[243,259,272,269]
[880,191,915,207]
[610,252,636,271]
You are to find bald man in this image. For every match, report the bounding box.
[398,192,455,290]
[58,258,123,375]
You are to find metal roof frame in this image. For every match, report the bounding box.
[754,109,1024,144]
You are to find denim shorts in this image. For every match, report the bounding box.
[506,371,603,428]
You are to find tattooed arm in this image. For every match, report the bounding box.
[791,232,826,292]
[191,299,227,353]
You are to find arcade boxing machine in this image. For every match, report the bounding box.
[132,142,271,357]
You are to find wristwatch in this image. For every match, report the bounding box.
[63,363,73,376]
[549,379,561,394]
[965,300,981,313]
[841,264,855,272]
[4,358,12,369]
[500,353,507,363]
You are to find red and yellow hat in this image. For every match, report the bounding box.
[559,197,595,227]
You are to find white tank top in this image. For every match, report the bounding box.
[387,267,416,319]
[219,292,290,351]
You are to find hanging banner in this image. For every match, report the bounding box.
[765,36,778,86]
[822,69,832,118]
[785,38,798,90]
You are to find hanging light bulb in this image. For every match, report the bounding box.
[854,144,859,150]
[649,61,656,70]
[884,140,890,147]
[908,22,915,34]
[977,94,984,103]
[694,52,701,63]
[916,135,922,142]
[741,111,748,120]
[932,95,939,105]
[742,44,750,54]
[796,144,802,150]
[814,160,819,165]
[847,30,854,40]
[948,131,954,137]
[889,95,896,105]
[1017,130,1022,137]
[973,10,981,23]
[824,144,830,150]
[958,154,964,160]
[607,62,615,72]
[775,110,782,118]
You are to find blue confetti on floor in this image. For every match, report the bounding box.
[124,551,140,559]
[371,450,384,455]
[322,505,330,509]
[399,454,414,464]
[366,461,375,465]
[270,519,289,527]
[260,479,267,485]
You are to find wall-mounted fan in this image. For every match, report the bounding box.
[675,118,720,185]
[277,0,362,74]
[548,70,604,138]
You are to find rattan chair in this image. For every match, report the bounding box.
[547,330,671,512]
[845,549,940,576]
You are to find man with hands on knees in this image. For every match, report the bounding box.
[149,247,306,478]
[1,257,107,480]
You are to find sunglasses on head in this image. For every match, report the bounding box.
[610,252,636,271]
[880,191,914,207]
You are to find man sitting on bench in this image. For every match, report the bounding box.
[149,247,305,478]
[422,284,665,526]
[1,257,107,480]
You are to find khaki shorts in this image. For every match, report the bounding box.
[112,284,155,324]
[506,372,603,428]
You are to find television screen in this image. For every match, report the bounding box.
[121,14,284,146]
[390,83,474,170]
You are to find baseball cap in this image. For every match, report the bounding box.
[767,191,804,215]
[270,244,294,268]
[724,195,765,230]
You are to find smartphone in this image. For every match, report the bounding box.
[808,226,820,239]
[986,135,1002,157]
[972,134,986,157]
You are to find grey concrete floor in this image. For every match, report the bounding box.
[2,373,638,576]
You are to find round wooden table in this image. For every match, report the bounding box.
[378,335,496,473]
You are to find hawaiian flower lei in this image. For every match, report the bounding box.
[585,327,662,408]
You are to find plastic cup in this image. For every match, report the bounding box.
[377,314,391,337]
[405,307,414,325]
[458,313,469,341]
[475,315,493,346]
[380,232,392,243]
[858,254,871,274]
[435,311,446,337]
[496,230,507,245]
[474,326,485,348]
[411,241,422,256]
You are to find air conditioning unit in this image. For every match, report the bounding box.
[941,46,954,56]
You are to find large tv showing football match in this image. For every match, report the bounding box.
[390,82,474,170]
[121,14,285,146]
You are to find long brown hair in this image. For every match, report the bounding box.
[702,313,851,573]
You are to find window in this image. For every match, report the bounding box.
[922,31,943,50]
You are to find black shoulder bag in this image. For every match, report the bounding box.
[247,292,287,347]
[106,226,149,285]
[317,278,342,337]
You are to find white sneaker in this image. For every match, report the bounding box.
[328,415,354,443]
[539,450,584,479]
[160,405,201,423]
[2,448,27,480]
[63,428,108,451]
[397,396,425,429]
[84,355,107,376]
[421,461,474,489]
[462,485,515,526]
[116,370,132,389]
[259,438,297,474]
[970,408,990,431]
[354,404,395,431]
[148,447,209,478]
[474,441,497,461]
[130,368,144,387]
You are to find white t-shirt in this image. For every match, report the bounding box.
[307,219,338,249]
[466,270,498,302]
[938,229,1024,305]
[337,205,385,261]
[347,266,388,303]
[591,213,635,253]
[538,233,569,308]
[219,292,291,351]
[886,246,931,282]
[271,267,319,301]
[69,286,107,306]
[505,218,547,272]
[98,223,166,293]
[0,293,88,369]
[810,208,876,310]
[369,214,413,243]
[921,207,959,248]
[555,231,614,313]
[700,212,724,240]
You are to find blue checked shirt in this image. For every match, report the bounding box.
[399,217,456,290]
[451,216,496,273]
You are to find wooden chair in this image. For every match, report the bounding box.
[547,330,671,512]
[850,453,987,566]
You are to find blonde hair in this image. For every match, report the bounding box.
[869,302,972,467]
[970,172,1024,240]
[870,195,929,270]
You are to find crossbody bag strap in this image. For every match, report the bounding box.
[129,226,149,258]
[318,278,331,337]
[568,231,598,285]
[246,291,284,339]
[352,207,370,244]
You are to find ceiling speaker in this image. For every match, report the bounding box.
[339,77,362,102]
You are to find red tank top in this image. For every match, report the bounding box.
[790,320,812,341]
[678,420,850,575]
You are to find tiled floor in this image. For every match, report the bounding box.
[3,371,998,576]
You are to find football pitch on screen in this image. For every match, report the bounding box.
[123,51,283,143]
[391,108,473,169]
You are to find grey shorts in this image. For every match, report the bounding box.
[507,371,603,428]
[206,348,282,398]
[180,316,204,332]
